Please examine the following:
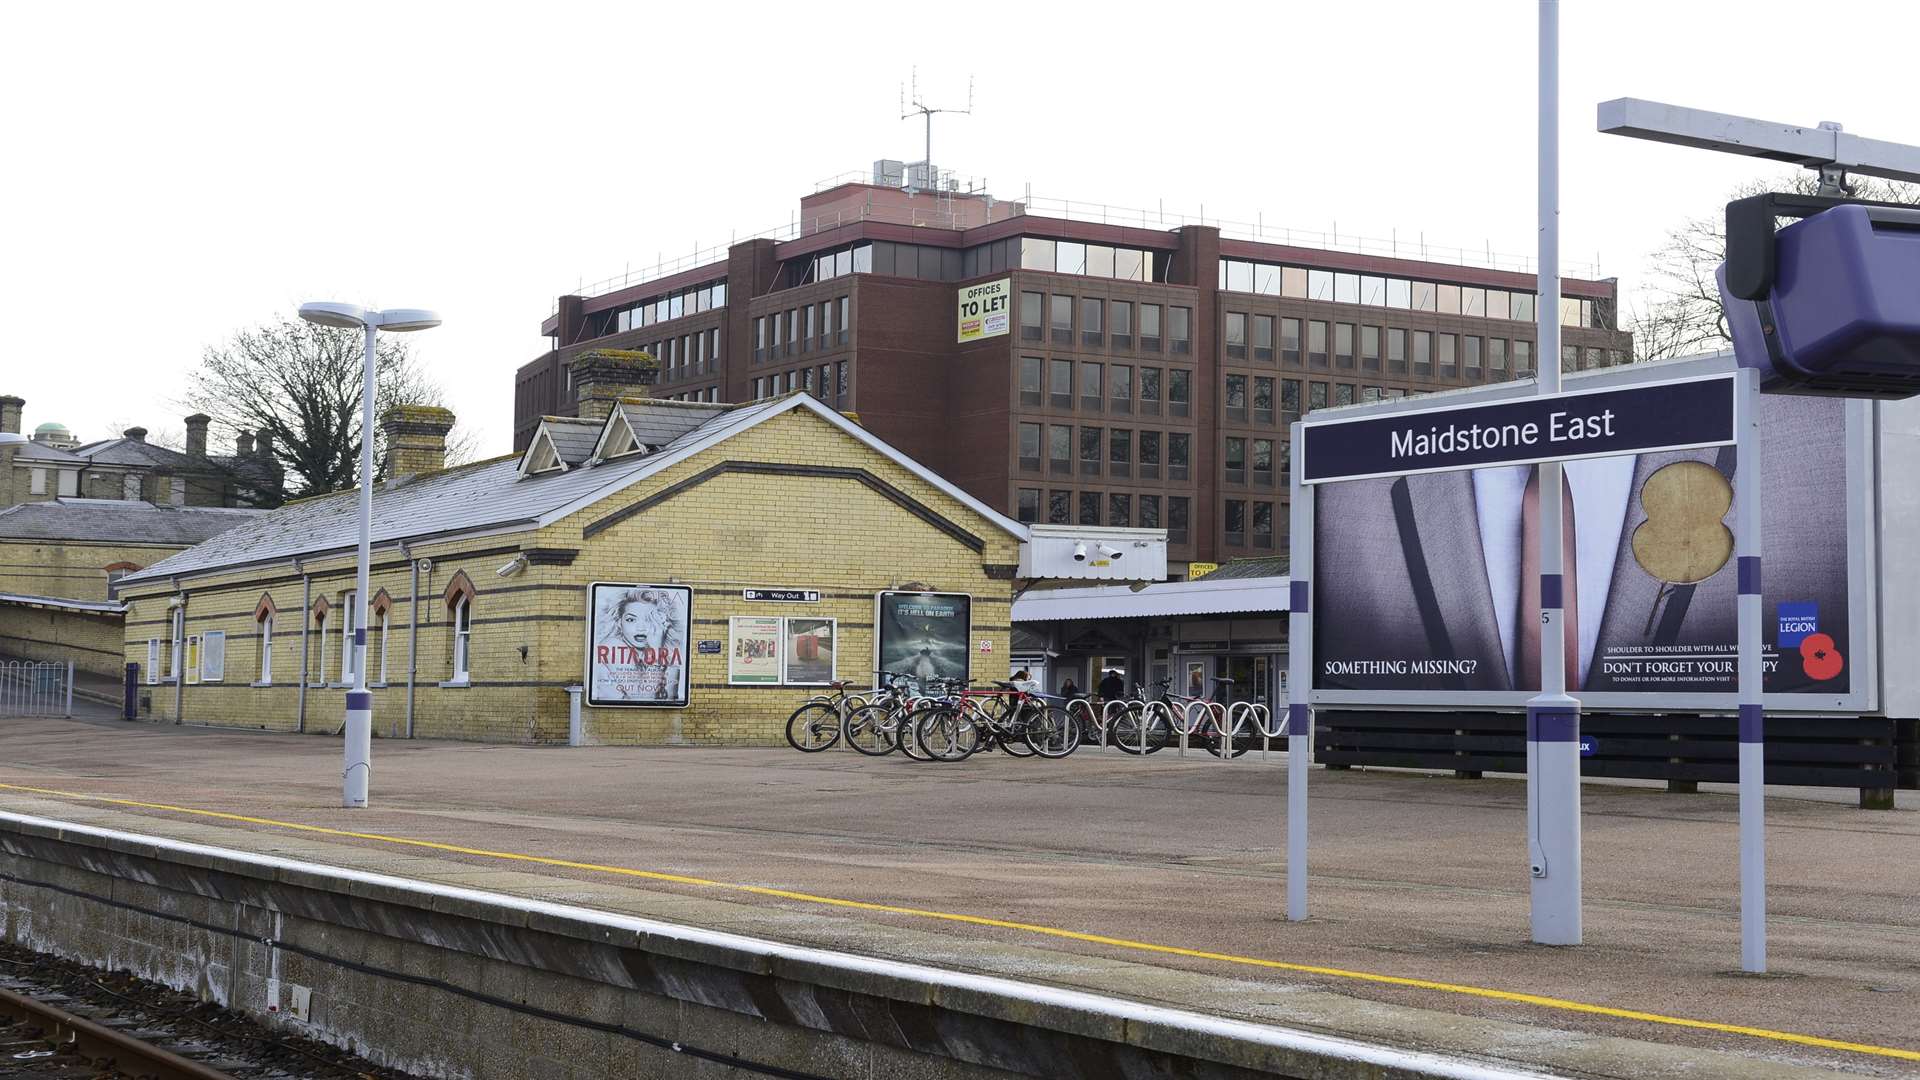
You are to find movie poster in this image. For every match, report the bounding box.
[729,616,782,685]
[875,592,971,686]
[781,617,836,685]
[1312,394,1859,702]
[586,582,692,708]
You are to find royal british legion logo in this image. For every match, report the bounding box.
[1777,602,1818,648]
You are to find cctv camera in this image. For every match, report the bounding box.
[1097,544,1123,560]
[1072,543,1088,563]
[496,555,528,578]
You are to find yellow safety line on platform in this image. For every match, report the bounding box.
[1,781,1915,1064]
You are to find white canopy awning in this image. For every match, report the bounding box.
[1012,574,1289,623]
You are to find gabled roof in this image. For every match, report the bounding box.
[589,399,729,462]
[543,417,601,465]
[7,439,84,465]
[122,394,1026,588]
[0,499,263,545]
[69,437,214,471]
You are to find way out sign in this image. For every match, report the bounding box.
[1299,372,1737,484]
[956,278,1011,343]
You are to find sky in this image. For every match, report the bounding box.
[5,1,1916,456]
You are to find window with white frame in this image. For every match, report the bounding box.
[257,610,274,684]
[29,468,46,495]
[146,639,159,684]
[169,608,183,682]
[450,594,471,683]
[57,471,77,497]
[201,630,226,683]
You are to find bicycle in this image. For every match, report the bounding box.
[905,680,1074,762]
[1162,676,1252,758]
[841,671,924,757]
[1105,680,1177,755]
[783,680,868,752]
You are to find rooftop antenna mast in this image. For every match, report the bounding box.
[900,68,972,193]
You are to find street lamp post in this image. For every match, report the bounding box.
[297,301,441,809]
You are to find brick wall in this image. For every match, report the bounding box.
[0,606,124,676]
[120,405,1021,746]
[0,538,183,602]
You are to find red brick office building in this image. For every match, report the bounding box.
[515,172,1632,570]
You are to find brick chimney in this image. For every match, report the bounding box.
[255,429,274,460]
[0,396,21,435]
[235,431,255,457]
[184,413,210,457]
[123,426,148,443]
[571,349,659,421]
[380,405,456,479]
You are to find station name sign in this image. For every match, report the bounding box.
[1299,373,1737,484]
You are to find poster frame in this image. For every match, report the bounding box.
[781,616,838,687]
[872,590,974,685]
[583,581,694,709]
[728,615,783,686]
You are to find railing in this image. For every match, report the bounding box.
[555,176,1604,312]
[0,660,74,717]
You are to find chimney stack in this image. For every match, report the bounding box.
[571,349,659,421]
[255,429,273,459]
[123,426,148,443]
[0,396,22,435]
[380,405,455,479]
[235,432,255,457]
[184,413,210,457]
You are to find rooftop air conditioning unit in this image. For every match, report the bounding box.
[873,159,905,188]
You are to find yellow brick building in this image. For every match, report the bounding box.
[116,394,1031,745]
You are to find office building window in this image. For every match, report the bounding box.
[1335,383,1355,406]
[1020,292,1043,342]
[1111,301,1133,350]
[1050,359,1073,408]
[1224,500,1247,547]
[1224,438,1246,485]
[1361,325,1380,370]
[1309,382,1329,411]
[1168,368,1190,417]
[1048,489,1071,524]
[1487,289,1510,321]
[1081,362,1104,411]
[1140,304,1161,351]
[1281,266,1308,298]
[1361,275,1386,305]
[754,316,766,362]
[1079,426,1103,475]
[753,376,765,399]
[1139,366,1161,414]
[1412,331,1432,375]
[1514,340,1533,375]
[1017,488,1040,523]
[1049,425,1072,474]
[1335,323,1355,369]
[1079,491,1101,526]
[1511,293,1536,322]
[1308,320,1328,368]
[1564,343,1581,369]
[1169,432,1190,481]
[1108,493,1131,527]
[1253,315,1274,363]
[1080,296,1103,346]
[1168,497,1190,546]
[1109,428,1131,478]
[1169,306,1191,354]
[1225,312,1247,360]
[1307,269,1333,301]
[1488,338,1508,378]
[1464,335,1483,376]
[1253,502,1274,549]
[1438,333,1456,377]
[1140,494,1160,529]
[1019,356,1042,406]
[1111,364,1132,412]
[1252,439,1274,487]
[1254,377,1274,425]
[838,297,849,344]
[837,360,849,402]
[1388,328,1408,373]
[1051,294,1073,345]
[1225,374,1247,423]
[1018,423,1042,472]
[1281,378,1301,419]
[1139,430,1161,479]
[1281,318,1301,365]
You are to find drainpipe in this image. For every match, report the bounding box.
[405,549,421,740]
[296,562,310,733]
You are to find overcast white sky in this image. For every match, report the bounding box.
[5,1,1915,455]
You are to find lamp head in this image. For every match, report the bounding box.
[373,308,442,332]
[298,301,369,329]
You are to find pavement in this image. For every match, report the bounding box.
[0,715,1916,1078]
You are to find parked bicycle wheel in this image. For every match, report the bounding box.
[844,703,900,756]
[910,704,978,762]
[1206,702,1251,758]
[1023,704,1080,758]
[1108,701,1169,754]
[1067,698,1103,746]
[785,701,842,752]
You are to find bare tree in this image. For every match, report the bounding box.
[1632,174,1920,361]
[185,317,472,501]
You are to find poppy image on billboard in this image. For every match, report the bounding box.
[875,591,971,686]
[586,582,692,707]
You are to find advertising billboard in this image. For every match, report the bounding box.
[956,278,1011,343]
[728,616,782,685]
[875,591,972,684]
[1311,392,1874,710]
[585,582,692,708]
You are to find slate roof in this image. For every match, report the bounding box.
[613,400,730,448]
[7,440,84,464]
[541,418,602,467]
[121,394,1027,588]
[1200,555,1288,581]
[0,500,263,545]
[70,438,215,472]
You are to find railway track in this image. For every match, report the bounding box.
[0,946,408,1079]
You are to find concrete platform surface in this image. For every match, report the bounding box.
[0,716,1916,1078]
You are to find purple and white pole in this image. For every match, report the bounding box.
[1527,0,1582,947]
[1286,419,1311,922]
[1735,367,1766,972]
[344,319,377,810]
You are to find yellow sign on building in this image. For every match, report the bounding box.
[1187,562,1219,580]
[956,278,1011,343]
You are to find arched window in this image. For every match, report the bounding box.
[370,590,393,685]
[443,572,476,685]
[310,595,331,688]
[103,562,141,602]
[254,593,278,684]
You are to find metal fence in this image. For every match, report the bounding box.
[0,660,74,717]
